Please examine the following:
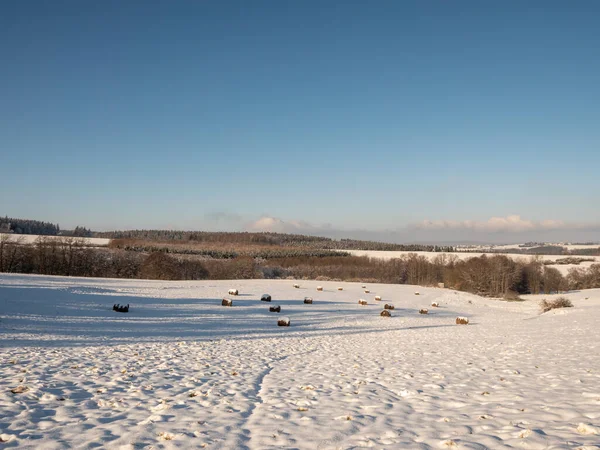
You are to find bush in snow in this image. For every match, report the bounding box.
[540,297,573,313]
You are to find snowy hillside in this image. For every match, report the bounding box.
[1,274,599,449]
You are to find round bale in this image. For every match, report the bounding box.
[278,317,290,327]
[222,298,233,307]
[304,297,313,304]
[419,308,428,314]
[261,294,272,302]
[380,310,391,317]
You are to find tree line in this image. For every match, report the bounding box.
[2,235,599,296]
[0,216,60,235]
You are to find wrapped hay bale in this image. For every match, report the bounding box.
[380,310,391,317]
[431,302,439,307]
[374,295,381,301]
[358,299,368,306]
[269,305,281,313]
[228,289,239,296]
[337,287,344,291]
[221,298,233,307]
[414,291,420,296]
[419,309,428,314]
[278,317,290,327]
[384,304,395,310]
[261,294,272,302]
[364,289,370,294]
[293,284,300,289]
[316,286,323,291]
[304,297,313,304]
[456,317,469,325]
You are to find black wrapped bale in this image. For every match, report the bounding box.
[381,310,391,317]
[261,294,272,302]
[384,304,395,310]
[304,297,313,304]
[269,305,281,313]
[114,304,129,313]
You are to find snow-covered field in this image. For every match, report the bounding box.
[0,233,110,247]
[344,250,600,275]
[456,244,600,252]
[1,274,599,449]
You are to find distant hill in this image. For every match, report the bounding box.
[95,229,455,252]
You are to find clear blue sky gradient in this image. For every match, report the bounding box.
[1,1,599,237]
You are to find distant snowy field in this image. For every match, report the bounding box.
[0,233,111,246]
[1,274,599,449]
[344,250,600,275]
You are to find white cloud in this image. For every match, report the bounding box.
[416,215,569,233]
[245,216,323,234]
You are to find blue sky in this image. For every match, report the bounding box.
[1,1,599,242]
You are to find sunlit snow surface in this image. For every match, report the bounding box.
[1,274,599,449]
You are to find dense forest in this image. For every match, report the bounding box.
[0,216,60,235]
